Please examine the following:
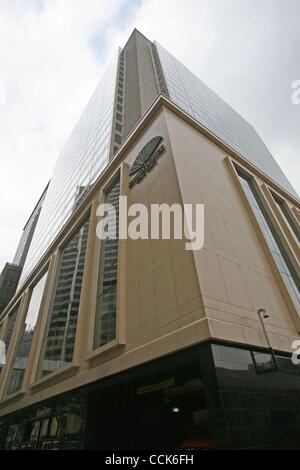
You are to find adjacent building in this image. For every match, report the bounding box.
[0,185,48,315]
[0,30,299,450]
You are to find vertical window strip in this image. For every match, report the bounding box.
[39,215,90,378]
[2,303,20,353]
[94,177,120,349]
[272,194,300,243]
[6,271,48,395]
[237,170,300,309]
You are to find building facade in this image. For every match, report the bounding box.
[0,30,299,450]
[0,186,48,315]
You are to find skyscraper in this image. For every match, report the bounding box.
[0,185,48,314]
[18,30,297,289]
[0,29,299,450]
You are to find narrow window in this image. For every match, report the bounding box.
[114,134,122,145]
[2,303,20,352]
[6,271,48,395]
[94,177,120,348]
[115,123,122,133]
[39,215,90,377]
[272,193,300,243]
[237,170,300,308]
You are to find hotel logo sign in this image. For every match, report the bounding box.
[129,136,165,188]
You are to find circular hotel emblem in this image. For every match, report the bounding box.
[129,136,165,188]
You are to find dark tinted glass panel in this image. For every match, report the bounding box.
[251,351,277,373]
[3,424,26,450]
[114,134,122,144]
[94,177,120,348]
[39,215,90,377]
[6,272,47,395]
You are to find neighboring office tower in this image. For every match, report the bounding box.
[0,185,48,314]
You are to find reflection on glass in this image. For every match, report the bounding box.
[272,193,300,243]
[40,418,50,438]
[4,424,25,450]
[133,364,210,449]
[65,413,83,435]
[2,303,20,352]
[155,41,297,198]
[19,52,119,287]
[22,416,61,450]
[251,351,277,374]
[237,170,300,308]
[6,272,47,395]
[39,215,90,377]
[94,177,120,348]
[49,416,60,437]
[30,421,40,441]
[18,396,86,449]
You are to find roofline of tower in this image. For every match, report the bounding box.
[22,182,50,231]
[120,28,153,52]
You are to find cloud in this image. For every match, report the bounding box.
[102,0,300,196]
[0,0,135,270]
[130,0,300,195]
[0,0,299,272]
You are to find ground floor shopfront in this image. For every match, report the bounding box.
[1,341,300,450]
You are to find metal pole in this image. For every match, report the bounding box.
[257,308,278,369]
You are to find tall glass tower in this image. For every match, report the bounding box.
[17,29,297,288]
[1,28,300,452]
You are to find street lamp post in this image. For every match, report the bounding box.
[257,308,278,369]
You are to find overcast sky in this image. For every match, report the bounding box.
[0,0,299,272]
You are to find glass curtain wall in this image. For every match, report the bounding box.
[155,41,297,198]
[39,215,90,377]
[19,53,119,288]
[93,177,120,348]
[5,271,48,395]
